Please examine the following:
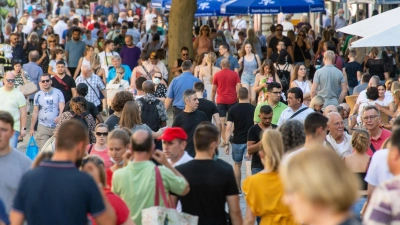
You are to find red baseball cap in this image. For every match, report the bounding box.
[159,127,187,141]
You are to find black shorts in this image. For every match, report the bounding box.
[217,103,236,117]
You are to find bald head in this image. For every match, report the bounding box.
[142,80,155,94]
[5,71,15,79]
[323,105,339,117]
[29,50,39,62]
[327,112,345,137]
[130,129,154,153]
[220,58,230,69]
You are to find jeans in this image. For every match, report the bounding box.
[10,130,20,149]
[349,86,354,95]
[231,143,248,163]
[352,197,366,221]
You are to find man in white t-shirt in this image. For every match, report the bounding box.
[232,15,247,40]
[98,40,120,78]
[160,127,192,212]
[277,87,314,126]
[145,8,157,31]
[281,14,294,36]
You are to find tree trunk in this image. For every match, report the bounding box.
[167,0,197,83]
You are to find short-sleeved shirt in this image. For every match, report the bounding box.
[76,74,106,106]
[197,98,219,122]
[167,72,201,109]
[254,101,288,125]
[365,149,393,187]
[51,75,77,103]
[268,36,293,53]
[65,40,86,67]
[12,161,105,225]
[175,160,238,225]
[0,87,27,131]
[365,58,387,81]
[120,46,141,70]
[34,88,65,128]
[227,103,256,144]
[277,105,314,126]
[313,65,345,107]
[367,128,392,156]
[112,161,187,225]
[215,55,240,71]
[172,110,209,157]
[212,69,240,105]
[105,115,120,131]
[248,124,277,170]
[0,149,31,213]
[363,175,400,225]
[345,61,363,88]
[89,190,130,225]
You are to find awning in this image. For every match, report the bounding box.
[337,7,400,37]
[350,24,400,47]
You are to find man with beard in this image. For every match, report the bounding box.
[51,61,77,103]
[9,33,26,64]
[65,28,86,76]
[119,35,141,70]
[171,47,193,77]
[10,120,116,225]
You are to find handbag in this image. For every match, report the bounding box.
[299,43,310,68]
[26,136,39,160]
[142,166,198,225]
[19,72,38,96]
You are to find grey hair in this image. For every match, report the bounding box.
[112,55,121,61]
[182,60,192,71]
[278,120,305,153]
[183,89,196,103]
[371,75,380,85]
[29,50,39,62]
[363,105,380,116]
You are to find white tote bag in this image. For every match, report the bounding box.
[141,167,198,225]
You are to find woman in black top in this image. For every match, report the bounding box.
[37,38,51,73]
[275,49,293,97]
[24,32,39,56]
[365,47,389,81]
[293,30,311,65]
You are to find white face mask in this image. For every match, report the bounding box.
[110,157,124,165]
[152,77,161,85]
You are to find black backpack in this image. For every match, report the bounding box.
[138,98,161,132]
[70,111,92,143]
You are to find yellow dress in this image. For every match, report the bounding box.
[242,171,298,225]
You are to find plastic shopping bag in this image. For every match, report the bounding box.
[26,136,39,160]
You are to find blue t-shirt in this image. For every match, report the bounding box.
[12,161,105,225]
[107,64,132,84]
[65,40,86,67]
[0,199,9,225]
[167,72,201,109]
[215,55,240,71]
[34,88,65,128]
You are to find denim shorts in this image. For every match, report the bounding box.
[231,143,249,163]
[241,73,256,86]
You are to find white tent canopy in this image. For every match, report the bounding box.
[350,24,400,47]
[337,7,400,37]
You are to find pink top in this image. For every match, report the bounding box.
[86,144,113,169]
[197,36,211,56]
[367,128,392,156]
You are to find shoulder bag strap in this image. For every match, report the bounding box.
[299,42,307,62]
[370,143,376,154]
[154,166,171,208]
[105,51,114,67]
[88,144,94,154]
[236,19,243,28]
[20,72,28,85]
[54,75,69,90]
[141,65,152,79]
[289,107,308,119]
[83,78,101,101]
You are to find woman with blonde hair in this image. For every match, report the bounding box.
[199,52,221,101]
[193,25,213,56]
[74,45,95,78]
[243,130,297,225]
[24,32,39,55]
[90,53,106,84]
[254,59,280,104]
[344,129,370,221]
[244,28,263,60]
[47,34,63,59]
[290,64,312,105]
[281,148,361,225]
[119,101,164,138]
[314,30,331,64]
[309,95,325,114]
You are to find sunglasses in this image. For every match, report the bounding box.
[6,79,15,83]
[49,40,55,43]
[182,53,189,56]
[116,72,124,74]
[276,29,283,31]
[154,76,162,79]
[95,132,108,136]
[41,79,50,83]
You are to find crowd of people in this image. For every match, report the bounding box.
[1,2,400,225]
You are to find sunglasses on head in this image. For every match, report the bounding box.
[96,132,108,136]
[41,79,50,83]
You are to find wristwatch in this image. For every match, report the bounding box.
[22,127,27,130]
